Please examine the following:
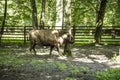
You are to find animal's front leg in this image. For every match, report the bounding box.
[56,44,63,56]
[49,46,54,56]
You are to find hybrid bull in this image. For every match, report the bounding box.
[29,29,74,55]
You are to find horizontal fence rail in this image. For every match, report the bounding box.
[0,26,120,45]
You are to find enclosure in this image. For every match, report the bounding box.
[0,0,120,80]
[1,26,120,45]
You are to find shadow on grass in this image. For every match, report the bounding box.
[0,44,119,80]
[74,44,120,59]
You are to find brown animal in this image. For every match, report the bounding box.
[29,29,74,55]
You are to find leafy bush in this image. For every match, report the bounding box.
[95,68,120,80]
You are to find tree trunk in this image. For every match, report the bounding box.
[0,0,7,46]
[55,0,63,29]
[62,0,65,29]
[94,0,107,45]
[40,0,46,29]
[47,0,52,29]
[95,0,100,24]
[64,0,72,56]
[30,0,38,29]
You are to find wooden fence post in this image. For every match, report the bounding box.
[24,26,26,45]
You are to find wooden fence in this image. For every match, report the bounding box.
[75,26,120,44]
[1,26,120,45]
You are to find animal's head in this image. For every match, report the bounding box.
[66,26,76,44]
[66,32,74,44]
[60,30,74,44]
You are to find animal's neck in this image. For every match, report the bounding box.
[58,34,67,45]
[62,34,68,39]
[58,37,64,45]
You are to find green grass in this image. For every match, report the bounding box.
[0,49,29,67]
[0,47,120,80]
[0,48,85,71]
[95,68,120,80]
[0,48,89,75]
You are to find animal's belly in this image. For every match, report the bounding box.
[39,41,56,46]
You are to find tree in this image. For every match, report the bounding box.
[64,0,72,56]
[46,0,56,29]
[30,0,38,29]
[94,0,107,45]
[115,0,120,25]
[0,0,7,45]
[55,0,63,29]
[40,0,46,29]
[47,0,52,28]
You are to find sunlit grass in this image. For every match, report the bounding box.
[95,68,120,80]
[0,46,120,79]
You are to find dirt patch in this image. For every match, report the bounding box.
[0,45,120,80]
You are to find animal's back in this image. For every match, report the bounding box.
[29,29,60,46]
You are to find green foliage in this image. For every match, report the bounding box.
[30,59,45,69]
[80,66,89,73]
[1,0,120,27]
[69,65,80,75]
[55,61,67,71]
[95,68,120,80]
[0,51,27,67]
[0,0,31,26]
[65,77,77,80]
[72,0,96,26]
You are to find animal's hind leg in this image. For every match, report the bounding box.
[29,44,33,51]
[29,44,33,53]
[29,43,36,55]
[29,40,33,52]
[32,44,36,55]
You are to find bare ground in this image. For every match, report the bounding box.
[0,44,120,80]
